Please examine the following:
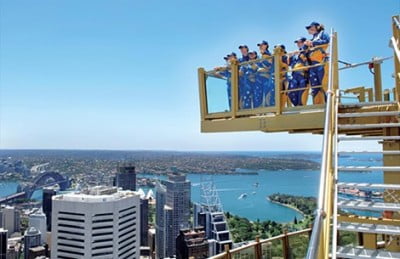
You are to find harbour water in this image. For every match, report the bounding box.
[0,152,383,223]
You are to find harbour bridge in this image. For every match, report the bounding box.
[0,171,70,204]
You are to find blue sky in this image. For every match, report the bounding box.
[0,0,399,151]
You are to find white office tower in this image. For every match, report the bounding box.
[51,186,140,259]
[0,205,19,235]
[28,210,47,244]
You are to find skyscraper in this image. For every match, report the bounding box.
[24,227,41,259]
[116,164,149,249]
[0,228,7,259]
[140,198,149,246]
[51,186,140,259]
[28,210,47,244]
[194,209,233,256]
[42,187,56,231]
[116,163,136,191]
[155,182,167,259]
[0,206,19,235]
[155,173,191,258]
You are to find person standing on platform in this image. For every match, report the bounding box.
[288,37,309,106]
[304,22,330,104]
[246,51,260,108]
[238,45,250,63]
[238,45,252,109]
[214,53,237,109]
[256,40,274,106]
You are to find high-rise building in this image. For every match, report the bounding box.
[194,178,233,256]
[140,198,149,246]
[155,173,191,258]
[0,228,7,259]
[116,163,136,191]
[24,227,41,259]
[0,206,19,235]
[155,182,167,259]
[51,186,140,259]
[42,187,56,231]
[194,209,232,256]
[176,227,209,259]
[116,164,148,249]
[28,210,47,244]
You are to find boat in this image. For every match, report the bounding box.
[238,193,248,200]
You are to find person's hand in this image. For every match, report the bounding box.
[304,40,313,47]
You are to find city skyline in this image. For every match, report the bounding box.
[0,0,398,151]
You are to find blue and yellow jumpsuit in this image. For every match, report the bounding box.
[238,57,252,109]
[245,61,259,108]
[307,30,330,104]
[288,46,309,106]
[256,50,274,106]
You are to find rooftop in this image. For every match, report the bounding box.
[53,186,139,203]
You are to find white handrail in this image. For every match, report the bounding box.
[331,89,340,259]
[306,28,336,259]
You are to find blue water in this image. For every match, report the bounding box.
[0,153,385,223]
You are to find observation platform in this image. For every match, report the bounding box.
[199,15,400,259]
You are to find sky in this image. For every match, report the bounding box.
[0,0,399,151]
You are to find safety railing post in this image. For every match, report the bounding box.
[384,89,391,101]
[224,244,231,259]
[274,47,283,115]
[254,236,261,259]
[282,229,290,259]
[198,68,208,120]
[393,16,400,101]
[372,59,383,101]
[231,61,239,118]
[333,32,339,92]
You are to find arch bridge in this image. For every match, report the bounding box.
[23,171,70,198]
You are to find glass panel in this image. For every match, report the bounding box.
[206,68,231,114]
[232,246,256,259]
[238,57,275,111]
[261,239,283,259]
[288,233,310,259]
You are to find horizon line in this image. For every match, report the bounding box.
[0,148,321,153]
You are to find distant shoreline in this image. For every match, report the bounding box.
[266,197,306,217]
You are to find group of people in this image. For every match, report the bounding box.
[214,21,330,109]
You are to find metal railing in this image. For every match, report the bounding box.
[198,44,331,121]
[305,28,339,259]
[208,228,312,259]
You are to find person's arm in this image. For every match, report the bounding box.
[312,31,330,46]
[212,67,227,79]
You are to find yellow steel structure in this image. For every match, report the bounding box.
[200,16,400,259]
